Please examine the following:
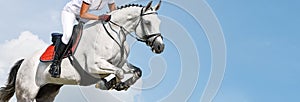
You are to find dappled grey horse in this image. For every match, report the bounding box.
[0,1,164,101]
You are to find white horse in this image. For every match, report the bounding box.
[0,1,164,102]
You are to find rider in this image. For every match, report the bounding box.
[49,0,117,78]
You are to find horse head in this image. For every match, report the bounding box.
[109,1,164,54]
[135,1,164,54]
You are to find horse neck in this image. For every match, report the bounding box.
[108,7,142,34]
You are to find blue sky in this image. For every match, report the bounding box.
[0,0,299,102]
[210,0,300,102]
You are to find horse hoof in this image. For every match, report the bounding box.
[115,82,129,91]
[95,79,108,90]
[134,68,142,77]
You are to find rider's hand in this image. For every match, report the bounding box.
[98,14,111,22]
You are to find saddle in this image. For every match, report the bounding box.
[40,22,84,62]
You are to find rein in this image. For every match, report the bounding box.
[102,7,162,47]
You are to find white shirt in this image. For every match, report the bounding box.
[63,0,115,15]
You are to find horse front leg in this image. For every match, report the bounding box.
[95,62,142,91]
[93,59,125,80]
[93,59,125,90]
[112,62,142,91]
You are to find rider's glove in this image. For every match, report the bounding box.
[98,14,111,22]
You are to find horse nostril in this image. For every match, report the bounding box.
[157,45,161,50]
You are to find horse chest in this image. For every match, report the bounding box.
[107,44,129,67]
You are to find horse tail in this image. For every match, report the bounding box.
[0,59,24,102]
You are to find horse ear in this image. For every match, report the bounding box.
[154,0,162,11]
[144,1,153,12]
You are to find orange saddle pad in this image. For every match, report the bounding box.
[40,45,55,62]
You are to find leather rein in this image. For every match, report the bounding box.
[102,7,163,48]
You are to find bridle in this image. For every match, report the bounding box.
[103,7,163,47]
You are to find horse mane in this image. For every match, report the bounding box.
[117,4,143,10]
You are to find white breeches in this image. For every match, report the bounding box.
[61,11,76,44]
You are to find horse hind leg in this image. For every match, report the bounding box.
[35,84,63,102]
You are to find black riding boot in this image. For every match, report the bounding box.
[49,40,67,78]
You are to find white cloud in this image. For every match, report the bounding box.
[0,31,47,85]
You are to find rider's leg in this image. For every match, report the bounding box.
[49,39,67,78]
[49,11,75,78]
[61,10,76,45]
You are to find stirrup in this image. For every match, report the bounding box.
[49,63,61,78]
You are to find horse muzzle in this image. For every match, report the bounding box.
[150,36,164,54]
[152,43,164,54]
